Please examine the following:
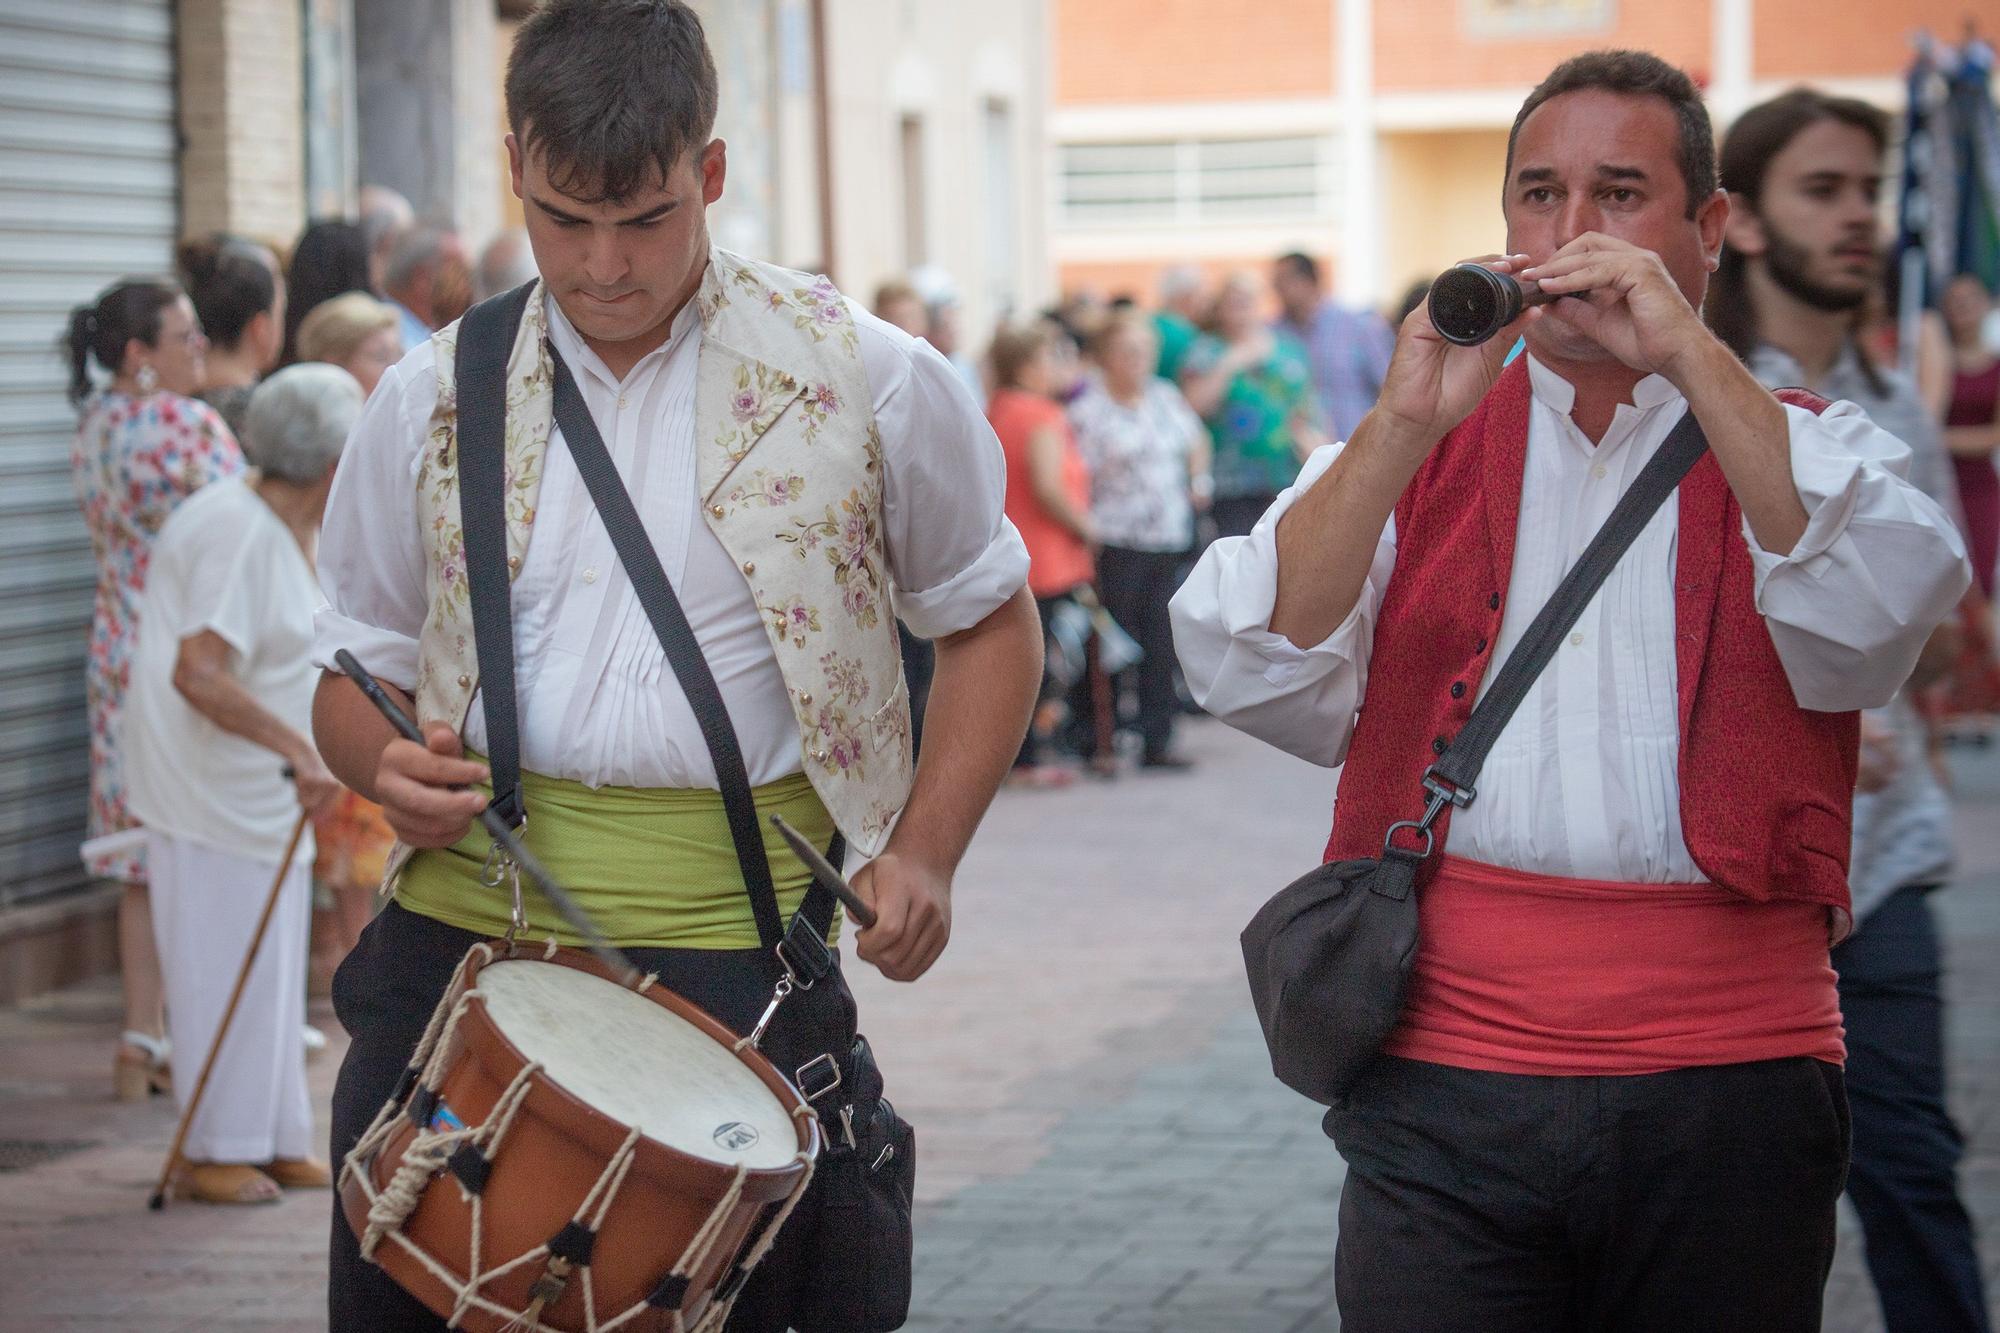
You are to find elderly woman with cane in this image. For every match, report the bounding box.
[123,364,359,1204]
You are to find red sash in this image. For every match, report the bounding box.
[1382,855,1844,1076]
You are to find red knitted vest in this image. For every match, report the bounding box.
[1325,359,1856,914]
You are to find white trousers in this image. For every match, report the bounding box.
[147,831,314,1163]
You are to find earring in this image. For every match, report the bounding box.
[136,365,159,394]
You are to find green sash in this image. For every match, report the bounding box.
[396,765,840,949]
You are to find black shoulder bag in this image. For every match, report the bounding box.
[455,287,914,1332]
[1242,407,1709,1106]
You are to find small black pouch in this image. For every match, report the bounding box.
[1242,850,1422,1104]
[794,1034,916,1333]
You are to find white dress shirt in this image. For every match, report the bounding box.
[314,291,1029,791]
[1170,355,1969,883]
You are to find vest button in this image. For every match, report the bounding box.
[1450,682,1465,698]
[1475,637,1488,654]
[506,554,520,571]
[710,505,726,519]
[742,561,755,576]
[457,673,471,688]
[811,749,830,763]
[1488,592,1501,610]
[1432,736,1447,755]
[798,692,813,706]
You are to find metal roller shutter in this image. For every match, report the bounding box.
[0,0,178,907]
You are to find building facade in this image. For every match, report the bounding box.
[1050,0,1958,312]
[0,0,1049,1001]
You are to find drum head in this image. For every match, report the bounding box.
[478,960,799,1170]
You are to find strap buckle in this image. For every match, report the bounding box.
[1420,767,1476,812]
[794,1053,843,1104]
[1382,768,1477,860]
[775,915,834,990]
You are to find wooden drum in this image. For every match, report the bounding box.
[338,943,820,1332]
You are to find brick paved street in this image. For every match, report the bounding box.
[0,719,1995,1330]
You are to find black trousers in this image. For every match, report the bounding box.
[1017,591,1082,768]
[1326,1055,1850,1332]
[1833,884,1992,1333]
[1071,545,1188,759]
[1209,492,1278,540]
[328,903,859,1333]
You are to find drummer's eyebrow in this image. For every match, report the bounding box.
[529,194,680,227]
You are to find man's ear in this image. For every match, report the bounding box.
[700,139,727,206]
[1719,190,1764,259]
[506,132,525,202]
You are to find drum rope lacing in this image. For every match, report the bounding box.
[339,943,819,1333]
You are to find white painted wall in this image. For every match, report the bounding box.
[822,0,1052,343]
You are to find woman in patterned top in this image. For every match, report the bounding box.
[1069,311,1211,767]
[1179,271,1325,538]
[65,279,245,1100]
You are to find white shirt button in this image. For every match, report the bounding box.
[617,396,628,410]
[582,567,598,584]
[1570,631,1584,647]
[1592,464,1607,480]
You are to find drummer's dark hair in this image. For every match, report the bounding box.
[506,0,718,205]
[1706,88,1889,369]
[1508,50,1716,219]
[61,279,182,407]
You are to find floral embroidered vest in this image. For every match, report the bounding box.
[390,250,911,889]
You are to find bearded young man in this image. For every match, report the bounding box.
[1174,51,1970,1330]
[1713,88,1992,1333]
[310,2,1041,1328]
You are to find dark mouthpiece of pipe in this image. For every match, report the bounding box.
[1428,263,1555,346]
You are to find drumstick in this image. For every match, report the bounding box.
[333,650,640,986]
[768,813,878,929]
[149,806,310,1210]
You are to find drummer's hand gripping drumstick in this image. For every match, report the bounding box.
[334,650,640,986]
[148,782,310,1210]
[768,813,878,929]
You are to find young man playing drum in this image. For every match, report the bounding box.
[311,2,1040,1328]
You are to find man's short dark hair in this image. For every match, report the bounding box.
[1506,50,1717,219]
[505,0,719,205]
[1276,252,1320,286]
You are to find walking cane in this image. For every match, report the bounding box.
[147,804,312,1211]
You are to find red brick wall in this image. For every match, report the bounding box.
[1753,0,1968,80]
[1374,0,1711,93]
[1054,0,1334,105]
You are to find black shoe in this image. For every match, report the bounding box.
[1140,751,1195,771]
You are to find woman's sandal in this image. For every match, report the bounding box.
[176,1162,282,1205]
[113,1031,172,1102]
[259,1157,332,1189]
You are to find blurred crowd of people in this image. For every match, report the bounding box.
[60,188,538,1201]
[877,254,1396,786]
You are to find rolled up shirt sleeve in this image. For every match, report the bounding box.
[311,352,438,694]
[863,311,1031,639]
[1747,399,1971,712]
[1168,443,1395,766]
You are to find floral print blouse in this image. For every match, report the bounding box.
[70,390,244,883]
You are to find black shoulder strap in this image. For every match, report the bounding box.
[548,352,840,958]
[1396,408,1709,849]
[455,282,538,830]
